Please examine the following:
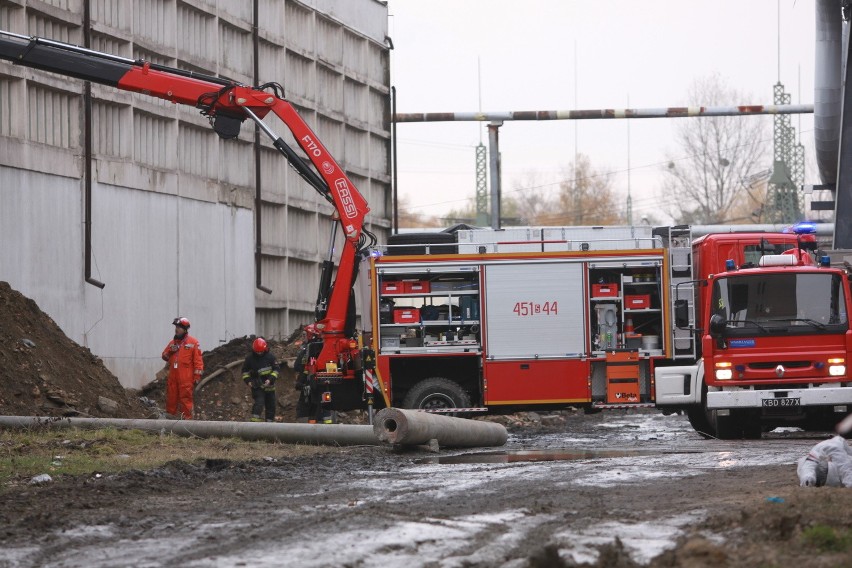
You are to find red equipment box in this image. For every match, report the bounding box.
[404,280,431,294]
[625,295,651,309]
[592,283,619,298]
[382,281,404,295]
[393,308,420,324]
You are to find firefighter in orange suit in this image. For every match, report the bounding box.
[161,317,204,419]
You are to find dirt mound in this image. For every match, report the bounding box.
[140,332,307,422]
[0,281,150,418]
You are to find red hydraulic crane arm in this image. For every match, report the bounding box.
[0,30,373,342]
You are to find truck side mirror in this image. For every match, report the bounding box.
[674,300,689,328]
[709,314,727,336]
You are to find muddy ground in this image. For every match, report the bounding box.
[3,410,852,567]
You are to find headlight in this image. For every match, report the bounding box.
[715,362,733,380]
[829,358,845,377]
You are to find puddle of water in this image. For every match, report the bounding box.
[414,448,699,465]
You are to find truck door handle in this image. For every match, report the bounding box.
[520,364,530,370]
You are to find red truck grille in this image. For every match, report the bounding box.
[747,361,811,370]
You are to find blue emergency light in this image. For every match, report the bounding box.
[725,259,736,271]
[820,256,831,267]
[791,222,817,235]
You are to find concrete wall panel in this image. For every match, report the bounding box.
[0,166,86,335]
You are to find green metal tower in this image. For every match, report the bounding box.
[765,82,805,223]
[475,142,489,225]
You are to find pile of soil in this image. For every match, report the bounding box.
[0,281,150,418]
[140,331,308,422]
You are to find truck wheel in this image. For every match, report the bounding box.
[713,411,742,440]
[402,378,471,412]
[686,406,716,439]
[742,418,762,440]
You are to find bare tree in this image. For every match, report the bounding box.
[535,155,623,226]
[509,172,557,225]
[443,156,622,227]
[662,74,768,224]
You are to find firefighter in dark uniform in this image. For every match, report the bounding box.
[241,337,279,422]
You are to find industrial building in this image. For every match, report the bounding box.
[0,0,391,388]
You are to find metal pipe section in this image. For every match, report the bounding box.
[392,85,399,234]
[82,3,104,290]
[252,0,271,295]
[393,104,813,123]
[816,0,843,185]
[488,121,502,230]
[0,416,380,446]
[374,408,508,447]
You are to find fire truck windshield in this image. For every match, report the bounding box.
[710,272,848,335]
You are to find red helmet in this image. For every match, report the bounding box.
[252,337,268,354]
[172,317,191,330]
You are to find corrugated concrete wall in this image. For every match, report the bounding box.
[0,0,391,388]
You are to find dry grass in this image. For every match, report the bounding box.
[0,427,333,486]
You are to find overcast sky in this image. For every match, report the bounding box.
[386,0,818,225]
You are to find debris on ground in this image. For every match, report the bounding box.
[28,474,52,485]
[797,435,852,487]
[0,281,150,419]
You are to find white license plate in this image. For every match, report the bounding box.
[762,397,801,407]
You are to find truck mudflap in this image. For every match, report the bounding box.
[707,386,852,410]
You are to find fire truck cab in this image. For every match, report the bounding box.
[655,224,852,438]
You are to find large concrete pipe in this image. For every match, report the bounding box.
[374,408,508,448]
[816,0,843,185]
[0,416,379,446]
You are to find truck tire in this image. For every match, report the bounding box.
[686,384,716,439]
[742,418,762,440]
[402,377,471,412]
[686,406,716,439]
[713,411,742,440]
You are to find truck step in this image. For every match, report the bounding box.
[417,407,489,414]
[592,402,656,410]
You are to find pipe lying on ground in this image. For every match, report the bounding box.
[0,416,379,446]
[195,358,243,391]
[374,408,508,448]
